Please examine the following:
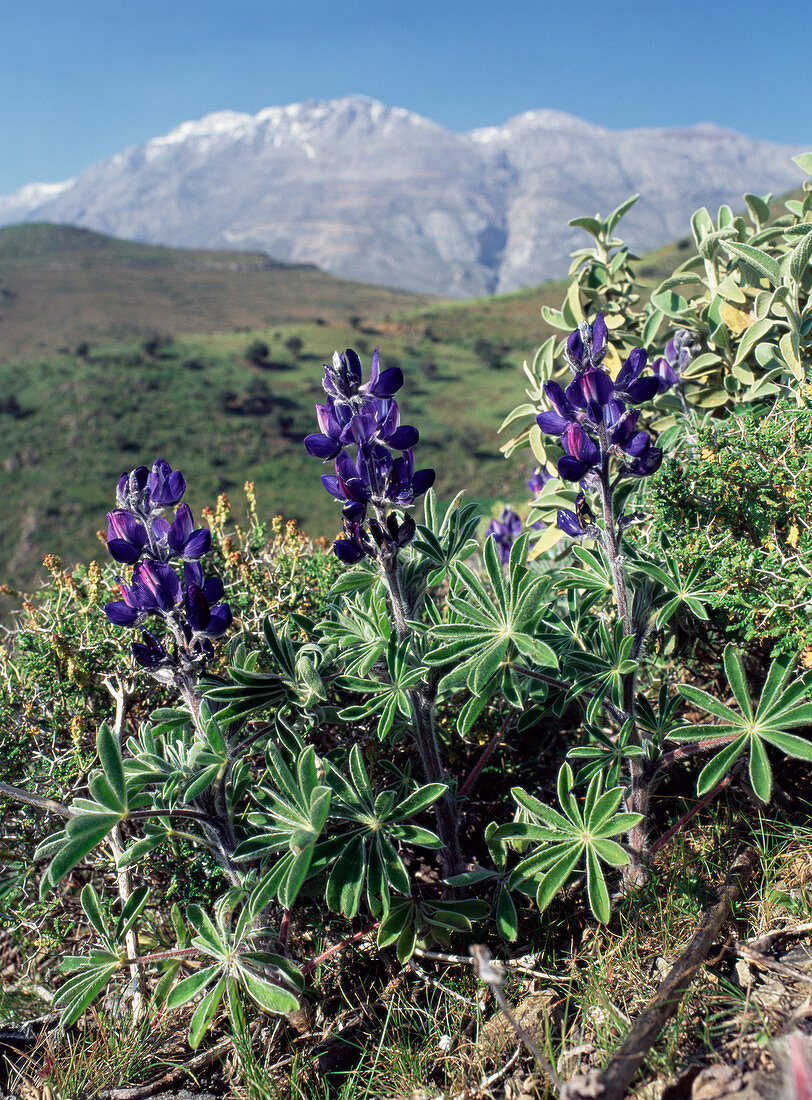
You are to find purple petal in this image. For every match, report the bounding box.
[561,423,599,466]
[344,348,363,386]
[334,538,365,563]
[565,328,585,370]
[623,431,651,459]
[105,601,142,627]
[625,377,660,404]
[615,347,647,390]
[591,314,608,362]
[411,468,436,495]
[545,381,575,419]
[385,425,419,450]
[368,366,404,397]
[184,584,210,632]
[557,456,592,482]
[206,604,233,637]
[181,529,213,560]
[305,433,342,459]
[202,576,225,604]
[630,448,663,477]
[321,474,345,500]
[536,410,571,436]
[557,509,585,537]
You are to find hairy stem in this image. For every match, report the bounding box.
[103,676,145,1020]
[596,436,648,888]
[379,552,461,876]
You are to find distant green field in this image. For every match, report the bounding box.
[0,223,689,591]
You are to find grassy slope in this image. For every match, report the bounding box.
[0,223,688,590]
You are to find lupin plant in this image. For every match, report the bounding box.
[20,166,812,1061]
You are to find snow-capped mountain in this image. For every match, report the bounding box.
[0,96,804,297]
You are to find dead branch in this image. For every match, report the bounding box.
[561,844,759,1100]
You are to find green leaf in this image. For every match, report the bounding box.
[723,241,782,287]
[496,888,519,942]
[280,845,316,909]
[792,153,812,176]
[606,193,639,232]
[586,845,610,924]
[696,735,748,796]
[760,728,812,761]
[97,722,126,808]
[676,684,740,723]
[748,735,772,803]
[377,901,412,948]
[536,846,583,912]
[723,646,753,720]
[733,318,776,366]
[41,819,118,898]
[81,883,109,945]
[392,783,447,821]
[326,835,367,918]
[57,963,119,1027]
[187,905,225,957]
[790,230,812,282]
[165,965,221,1010]
[184,764,222,801]
[189,976,226,1049]
[115,885,150,944]
[240,968,300,1016]
[396,923,417,964]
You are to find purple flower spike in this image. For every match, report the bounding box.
[148,459,186,508]
[107,510,148,564]
[527,466,553,496]
[486,507,523,565]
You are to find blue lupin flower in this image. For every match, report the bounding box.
[308,348,434,563]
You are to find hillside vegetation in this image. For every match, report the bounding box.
[0,223,687,591]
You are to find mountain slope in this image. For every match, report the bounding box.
[0,223,428,359]
[0,97,804,297]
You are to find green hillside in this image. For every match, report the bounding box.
[0,223,689,592]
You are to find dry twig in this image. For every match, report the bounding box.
[561,844,759,1100]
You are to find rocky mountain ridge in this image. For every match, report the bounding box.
[0,96,804,296]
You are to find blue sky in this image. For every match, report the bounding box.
[1,0,810,195]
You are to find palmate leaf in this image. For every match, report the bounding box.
[37,809,124,899]
[426,533,557,699]
[55,954,120,1027]
[631,552,715,627]
[566,720,644,787]
[493,764,641,923]
[413,489,481,585]
[162,898,303,1047]
[317,749,445,916]
[673,645,812,801]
